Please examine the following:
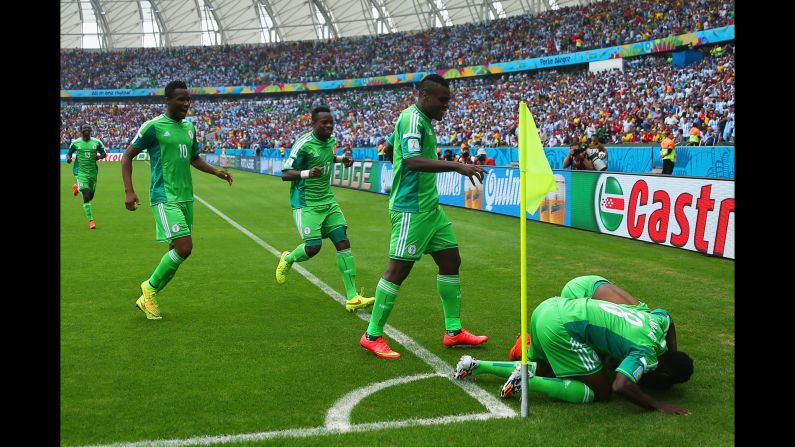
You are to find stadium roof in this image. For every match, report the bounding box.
[61,0,597,49]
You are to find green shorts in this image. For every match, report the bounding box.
[389,206,458,261]
[75,175,97,194]
[151,201,193,242]
[528,297,603,378]
[293,202,347,241]
[560,275,609,299]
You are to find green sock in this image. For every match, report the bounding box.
[83,202,93,221]
[366,278,399,337]
[528,377,595,404]
[286,244,310,263]
[472,360,536,378]
[437,274,462,331]
[148,249,184,290]
[336,249,358,299]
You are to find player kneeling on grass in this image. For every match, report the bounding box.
[455,295,692,415]
[275,105,375,312]
[506,275,660,360]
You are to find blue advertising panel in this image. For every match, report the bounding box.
[437,171,465,207]
[605,147,654,173]
[651,145,735,178]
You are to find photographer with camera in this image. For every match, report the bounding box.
[585,136,608,171]
[563,143,595,170]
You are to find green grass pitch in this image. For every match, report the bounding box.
[61,162,734,446]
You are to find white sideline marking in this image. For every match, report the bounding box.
[193,195,514,419]
[77,413,503,447]
[70,195,515,447]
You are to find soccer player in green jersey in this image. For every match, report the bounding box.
[121,80,233,320]
[67,123,106,229]
[359,74,489,359]
[456,296,693,415]
[275,105,375,312]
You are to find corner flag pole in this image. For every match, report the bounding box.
[518,101,530,417]
[519,134,529,418]
[517,101,557,418]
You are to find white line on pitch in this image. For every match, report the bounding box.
[76,412,504,447]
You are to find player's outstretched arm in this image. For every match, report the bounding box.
[121,145,141,211]
[612,373,690,415]
[405,157,485,187]
[190,155,233,185]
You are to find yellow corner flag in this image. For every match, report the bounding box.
[518,101,557,214]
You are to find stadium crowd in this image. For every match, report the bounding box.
[61,45,734,152]
[60,0,735,89]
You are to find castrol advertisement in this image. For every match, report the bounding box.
[585,174,734,258]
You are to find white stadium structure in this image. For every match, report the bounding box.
[60,0,594,48]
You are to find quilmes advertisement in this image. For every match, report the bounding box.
[480,168,571,226]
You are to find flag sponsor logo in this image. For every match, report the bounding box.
[597,175,625,231]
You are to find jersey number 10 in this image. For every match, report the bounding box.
[179,144,188,158]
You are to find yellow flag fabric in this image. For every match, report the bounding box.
[518,101,557,214]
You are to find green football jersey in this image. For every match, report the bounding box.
[68,137,106,177]
[130,114,200,205]
[282,131,336,208]
[553,296,671,383]
[389,105,439,212]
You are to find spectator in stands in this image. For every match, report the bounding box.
[61,0,735,90]
[474,148,496,166]
[457,144,474,164]
[442,149,455,161]
[722,111,734,144]
[701,127,716,146]
[59,44,734,155]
